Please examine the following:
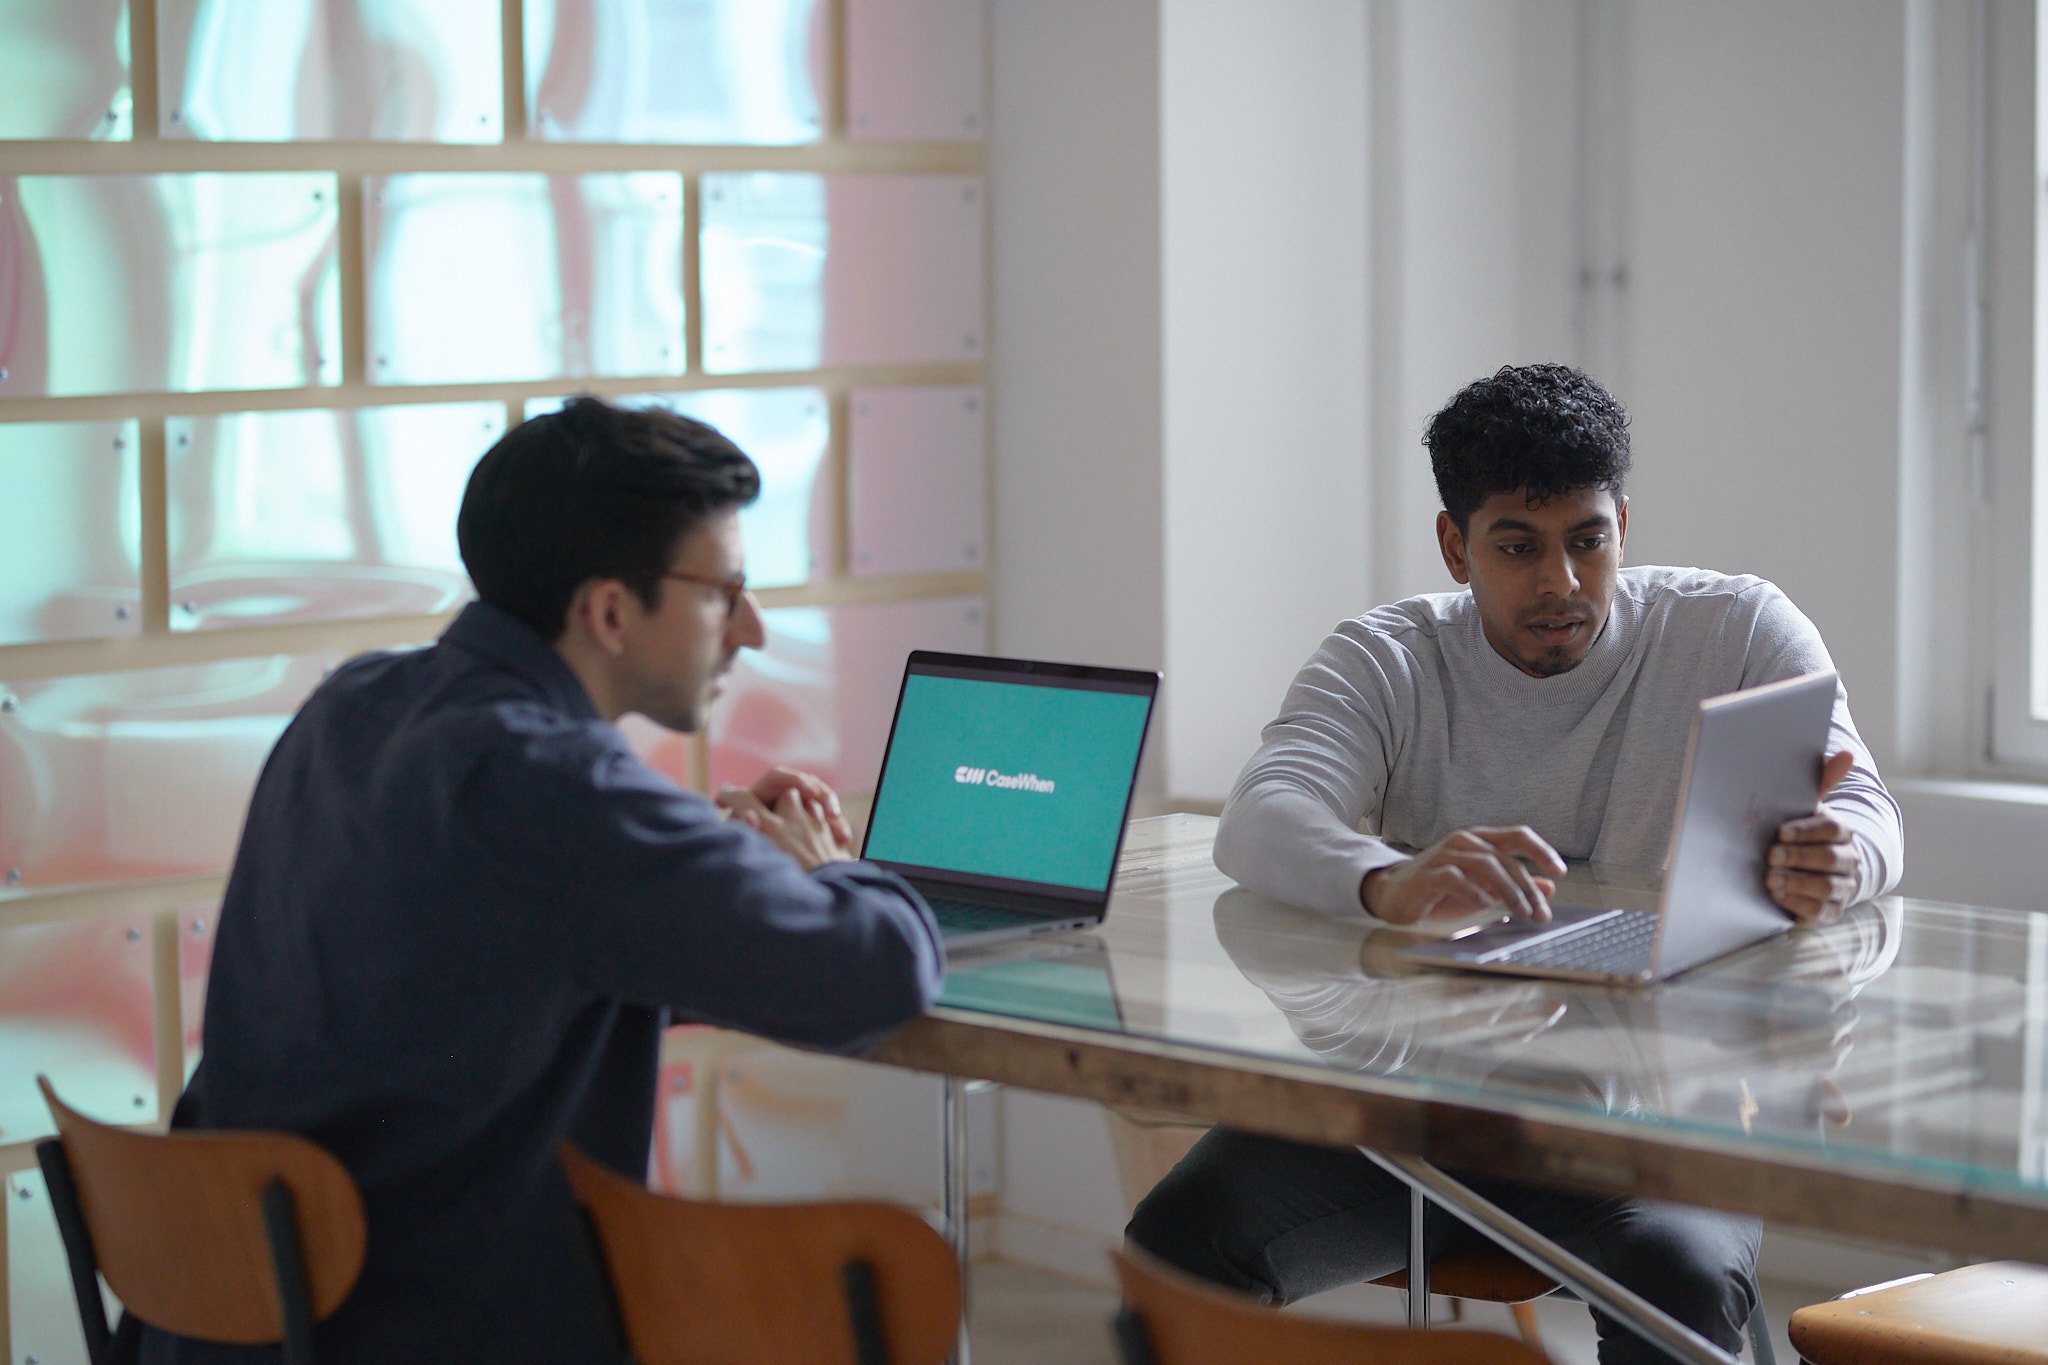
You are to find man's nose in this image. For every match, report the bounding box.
[727,590,767,650]
[1534,547,1579,597]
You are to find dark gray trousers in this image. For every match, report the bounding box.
[1125,1127,1761,1365]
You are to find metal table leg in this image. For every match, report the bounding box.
[1359,1148,1742,1365]
[1407,1184,1431,1326]
[944,1076,973,1365]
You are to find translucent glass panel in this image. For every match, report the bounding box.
[526,387,827,588]
[158,0,502,142]
[0,420,142,644]
[0,916,157,1143]
[8,1167,110,1365]
[701,173,985,373]
[0,0,131,139]
[846,0,985,140]
[179,904,217,1080]
[706,595,984,793]
[0,656,332,893]
[167,403,496,631]
[366,173,685,386]
[526,0,822,145]
[848,386,984,577]
[0,173,341,398]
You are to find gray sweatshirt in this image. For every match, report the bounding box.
[1213,565,1904,919]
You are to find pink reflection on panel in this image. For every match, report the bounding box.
[845,0,984,141]
[0,655,336,892]
[167,403,496,631]
[365,172,685,386]
[0,915,156,1143]
[0,419,143,644]
[701,173,984,373]
[848,386,985,578]
[705,596,985,794]
[0,0,130,139]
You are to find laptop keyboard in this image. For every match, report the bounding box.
[927,896,1043,935]
[1483,908,1658,974]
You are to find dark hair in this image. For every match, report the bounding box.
[1424,363,1631,531]
[457,396,761,641]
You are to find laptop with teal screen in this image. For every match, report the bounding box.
[861,651,1161,950]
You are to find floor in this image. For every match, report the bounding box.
[970,1259,1816,1364]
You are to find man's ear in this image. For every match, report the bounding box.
[566,579,634,658]
[1436,510,1471,585]
[1616,495,1629,553]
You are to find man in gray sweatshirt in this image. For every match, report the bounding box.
[1126,363,1904,1364]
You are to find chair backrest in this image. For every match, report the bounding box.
[561,1141,961,1365]
[1111,1247,1554,1365]
[36,1076,366,1344]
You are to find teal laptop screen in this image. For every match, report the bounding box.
[864,671,1154,891]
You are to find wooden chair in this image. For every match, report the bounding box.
[1788,1262,2048,1365]
[560,1141,961,1365]
[1111,1244,1553,1365]
[34,1075,366,1365]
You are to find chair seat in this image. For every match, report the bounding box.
[1789,1262,2048,1365]
[1372,1252,1558,1306]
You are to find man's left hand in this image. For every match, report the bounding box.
[1768,750,1861,926]
[721,766,853,850]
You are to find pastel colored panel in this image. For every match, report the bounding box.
[619,714,696,793]
[0,173,341,397]
[366,172,685,386]
[705,595,985,794]
[845,0,984,141]
[0,655,335,893]
[0,916,157,1144]
[159,0,502,142]
[526,0,822,145]
[167,403,498,630]
[8,1166,116,1365]
[528,387,828,588]
[848,386,985,578]
[700,173,984,373]
[178,902,218,1081]
[0,0,131,139]
[0,420,143,643]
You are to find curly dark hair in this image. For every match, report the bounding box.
[457,396,761,642]
[1425,363,1631,531]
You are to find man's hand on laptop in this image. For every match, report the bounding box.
[1359,827,1566,926]
[1768,750,1861,926]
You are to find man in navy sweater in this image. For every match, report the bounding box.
[150,397,943,1362]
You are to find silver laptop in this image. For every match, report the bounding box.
[861,650,1160,950]
[1402,670,1838,985]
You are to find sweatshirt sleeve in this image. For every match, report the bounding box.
[1213,624,1416,918]
[1739,586,1904,903]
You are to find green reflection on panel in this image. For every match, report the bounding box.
[0,420,142,644]
[0,0,131,140]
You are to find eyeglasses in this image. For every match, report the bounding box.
[663,569,749,619]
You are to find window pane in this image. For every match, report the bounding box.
[526,0,822,145]
[159,0,502,142]
[366,172,685,386]
[0,173,341,397]
[846,0,984,141]
[0,419,143,643]
[0,0,130,139]
[527,387,828,588]
[705,596,985,793]
[849,386,985,577]
[167,403,497,630]
[0,916,157,1143]
[701,173,984,373]
[0,656,335,893]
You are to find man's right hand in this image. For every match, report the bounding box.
[720,787,856,872]
[1360,827,1566,926]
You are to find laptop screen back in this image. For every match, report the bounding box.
[863,657,1157,895]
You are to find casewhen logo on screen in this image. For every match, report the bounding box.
[953,765,1057,794]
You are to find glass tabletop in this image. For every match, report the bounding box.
[935,814,2048,1208]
